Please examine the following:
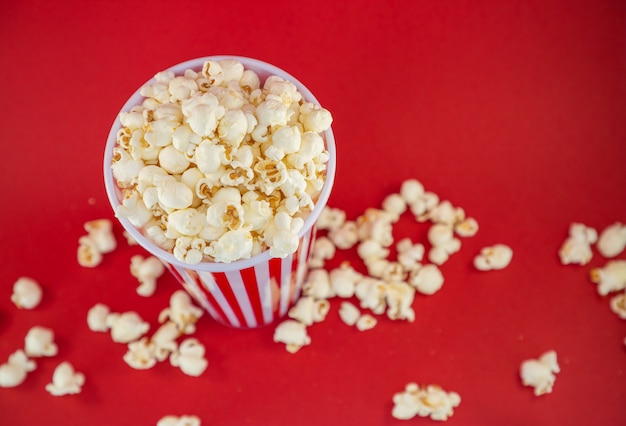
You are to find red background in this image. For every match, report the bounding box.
[1,1,625,425]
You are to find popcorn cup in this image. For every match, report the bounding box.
[103,56,336,328]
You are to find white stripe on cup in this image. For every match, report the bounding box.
[225,270,257,328]
[176,267,220,318]
[254,261,273,324]
[279,253,294,316]
[198,271,241,328]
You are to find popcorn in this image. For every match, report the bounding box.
[381,193,407,221]
[123,338,158,370]
[302,268,334,300]
[87,303,111,332]
[558,223,598,265]
[355,314,377,331]
[111,59,332,264]
[0,350,36,388]
[408,264,445,295]
[589,260,626,296]
[473,244,513,271]
[316,206,346,231]
[357,239,390,263]
[399,179,425,204]
[45,361,85,396]
[130,254,166,297]
[328,220,359,250]
[308,236,336,268]
[151,321,181,361]
[354,277,387,315]
[356,208,394,247]
[11,276,43,309]
[454,217,479,237]
[107,311,150,343]
[597,222,626,258]
[169,338,208,377]
[273,320,311,353]
[83,219,117,254]
[609,292,626,319]
[519,350,560,396]
[24,326,58,358]
[408,191,439,221]
[329,262,362,298]
[288,296,330,326]
[157,415,202,426]
[428,200,464,226]
[396,238,425,271]
[385,282,415,322]
[77,235,104,267]
[338,301,361,326]
[392,383,461,421]
[158,290,204,334]
[427,224,461,265]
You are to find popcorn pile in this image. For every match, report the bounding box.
[391,382,461,421]
[1,277,85,395]
[272,178,513,354]
[558,222,626,327]
[110,58,332,264]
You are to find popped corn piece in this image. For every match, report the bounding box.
[399,179,425,204]
[597,222,626,258]
[170,338,208,377]
[396,238,425,271]
[589,260,626,296]
[427,224,461,265]
[408,264,445,295]
[392,383,461,421]
[338,301,361,326]
[428,200,465,226]
[159,290,204,335]
[609,292,626,319]
[84,219,117,254]
[364,257,391,279]
[288,296,330,326]
[357,239,390,263]
[87,303,111,332]
[328,220,359,250]
[302,268,334,299]
[316,206,346,231]
[107,311,150,343]
[454,217,479,237]
[123,338,158,370]
[157,414,202,426]
[24,326,58,357]
[558,223,598,265]
[0,350,36,388]
[473,244,513,271]
[308,236,336,269]
[355,314,377,331]
[408,191,439,220]
[385,282,416,322]
[354,277,387,315]
[273,320,311,353]
[151,322,181,361]
[45,361,85,396]
[381,193,407,221]
[130,254,166,297]
[204,228,254,263]
[520,350,560,396]
[123,230,138,245]
[356,208,394,247]
[299,102,333,133]
[380,261,407,283]
[77,235,104,267]
[329,262,362,298]
[11,277,43,309]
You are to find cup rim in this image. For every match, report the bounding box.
[103,55,336,272]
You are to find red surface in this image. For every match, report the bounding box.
[1,1,625,425]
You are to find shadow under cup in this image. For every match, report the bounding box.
[103,56,336,329]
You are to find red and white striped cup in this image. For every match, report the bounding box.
[104,56,336,328]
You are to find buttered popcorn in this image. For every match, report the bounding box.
[111,59,332,264]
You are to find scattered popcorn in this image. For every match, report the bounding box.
[328,220,359,250]
[590,260,626,296]
[392,383,461,421]
[107,311,150,343]
[473,244,513,271]
[77,235,104,267]
[356,208,394,247]
[558,223,597,265]
[354,277,387,315]
[408,264,444,295]
[159,290,204,334]
[395,238,424,271]
[355,314,377,331]
[11,276,43,309]
[84,219,117,254]
[308,236,336,269]
[302,268,334,300]
[316,206,346,231]
[124,338,158,370]
[454,217,479,237]
[381,193,407,221]
[0,350,36,388]
[273,320,311,353]
[519,350,560,396]
[385,282,415,322]
[87,303,111,332]
[597,222,626,258]
[110,59,333,264]
[45,361,85,396]
[157,414,202,426]
[427,224,461,265]
[123,230,138,245]
[329,262,362,298]
[24,326,58,358]
[130,254,166,297]
[288,296,330,326]
[399,179,425,204]
[151,321,181,361]
[338,301,361,326]
[609,292,626,319]
[169,338,208,377]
